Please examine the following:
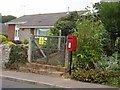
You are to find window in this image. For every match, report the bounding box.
[35,29,50,36]
[15,29,19,37]
[14,25,19,40]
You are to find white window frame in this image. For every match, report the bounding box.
[35,28,50,36]
[14,25,20,40]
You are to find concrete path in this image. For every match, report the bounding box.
[1,70,119,89]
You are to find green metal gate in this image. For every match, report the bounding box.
[31,35,66,66]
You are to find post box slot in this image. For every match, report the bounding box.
[68,38,73,39]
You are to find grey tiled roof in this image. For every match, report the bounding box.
[8,11,83,26]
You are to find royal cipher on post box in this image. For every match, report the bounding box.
[66,35,77,51]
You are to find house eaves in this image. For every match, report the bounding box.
[17,25,54,29]
[7,21,27,25]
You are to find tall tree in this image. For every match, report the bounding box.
[50,11,80,36]
[2,15,16,23]
[99,2,120,55]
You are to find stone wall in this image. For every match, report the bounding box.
[0,45,11,67]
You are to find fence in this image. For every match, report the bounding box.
[28,35,66,66]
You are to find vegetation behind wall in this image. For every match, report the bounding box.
[5,45,28,70]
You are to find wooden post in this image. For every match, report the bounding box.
[65,50,73,75]
[28,34,34,63]
[46,37,50,63]
[65,50,69,69]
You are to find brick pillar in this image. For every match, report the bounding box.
[8,24,15,41]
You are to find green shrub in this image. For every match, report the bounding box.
[5,45,28,70]
[71,8,120,87]
[0,35,7,43]
[116,37,120,53]
[71,69,120,87]
[73,13,104,70]
[0,32,8,38]
[97,53,120,70]
[23,39,29,44]
[23,44,29,47]
[2,41,15,45]
[23,40,29,47]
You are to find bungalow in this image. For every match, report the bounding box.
[7,11,83,42]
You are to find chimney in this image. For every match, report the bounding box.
[67,7,70,14]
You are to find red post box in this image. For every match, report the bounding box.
[66,35,77,51]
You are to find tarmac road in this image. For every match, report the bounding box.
[2,79,50,88]
[1,79,119,90]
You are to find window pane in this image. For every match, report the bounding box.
[36,29,50,36]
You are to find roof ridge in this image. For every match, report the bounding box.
[23,10,84,16]
[23,12,67,16]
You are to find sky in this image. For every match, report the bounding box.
[0,0,100,17]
